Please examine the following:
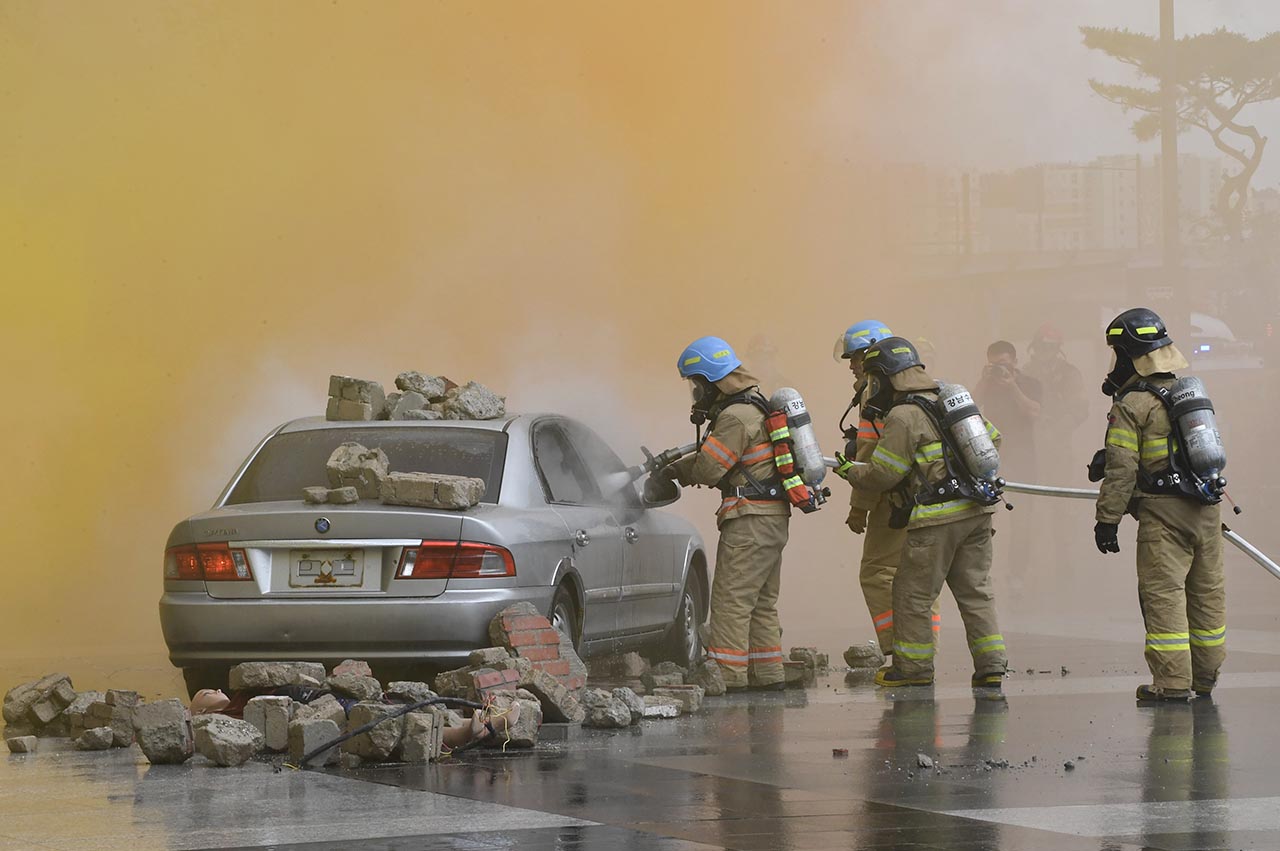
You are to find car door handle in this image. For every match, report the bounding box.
[624,527,640,545]
[574,530,591,548]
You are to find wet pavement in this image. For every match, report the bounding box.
[4,624,1280,851]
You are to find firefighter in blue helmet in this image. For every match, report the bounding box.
[658,336,790,691]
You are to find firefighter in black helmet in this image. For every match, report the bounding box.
[1093,307,1226,703]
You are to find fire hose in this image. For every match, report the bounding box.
[822,456,1280,582]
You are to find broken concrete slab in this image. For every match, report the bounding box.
[525,670,584,724]
[325,673,383,702]
[326,442,389,499]
[229,661,328,691]
[789,647,829,671]
[243,696,293,753]
[641,671,684,692]
[75,727,114,751]
[303,486,330,504]
[333,659,373,678]
[6,735,37,754]
[611,688,644,725]
[844,642,886,669]
[342,702,403,762]
[442,381,505,420]
[641,696,681,718]
[651,685,704,714]
[293,694,347,728]
[380,471,485,510]
[288,718,340,766]
[686,661,725,697]
[327,486,359,504]
[395,371,448,401]
[385,682,437,705]
[468,647,512,667]
[194,715,264,767]
[389,390,428,420]
[582,689,632,729]
[3,674,74,731]
[132,699,194,765]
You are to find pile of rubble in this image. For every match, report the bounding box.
[302,440,486,510]
[326,372,505,423]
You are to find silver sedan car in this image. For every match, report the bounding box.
[160,414,707,695]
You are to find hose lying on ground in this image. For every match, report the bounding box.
[297,696,484,768]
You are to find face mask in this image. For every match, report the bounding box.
[688,377,716,423]
[1101,350,1135,397]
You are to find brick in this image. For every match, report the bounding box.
[508,630,540,648]
[519,646,559,663]
[474,670,507,689]
[506,615,550,631]
[536,630,562,646]
[289,718,340,766]
[536,660,570,678]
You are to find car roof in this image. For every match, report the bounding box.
[276,413,557,435]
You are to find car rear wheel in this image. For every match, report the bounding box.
[661,577,704,668]
[549,583,581,651]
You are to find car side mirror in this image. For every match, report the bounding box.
[641,476,681,508]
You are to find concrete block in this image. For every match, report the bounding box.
[6,736,37,753]
[525,670,584,723]
[244,696,293,753]
[3,673,72,727]
[401,711,443,763]
[327,486,359,504]
[289,718,340,767]
[85,701,134,748]
[334,399,375,421]
[228,661,327,690]
[380,471,485,509]
[331,375,386,407]
[640,672,684,692]
[303,486,329,504]
[333,659,373,678]
[105,689,142,708]
[325,442,389,498]
[581,689,631,729]
[341,702,403,762]
[641,696,681,718]
[75,727,114,750]
[132,699,193,764]
[402,409,441,420]
[844,642,886,669]
[651,685,704,714]
[385,682,436,704]
[194,715,264,767]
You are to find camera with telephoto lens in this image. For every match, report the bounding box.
[984,363,1012,381]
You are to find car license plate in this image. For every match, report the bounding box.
[290,549,364,588]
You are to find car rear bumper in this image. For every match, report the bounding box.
[159,586,556,670]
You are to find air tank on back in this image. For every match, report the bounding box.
[769,387,826,487]
[1170,376,1227,481]
[935,383,1000,482]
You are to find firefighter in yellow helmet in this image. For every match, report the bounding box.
[844,337,1007,688]
[1092,308,1226,703]
[660,336,789,692]
[832,321,940,660]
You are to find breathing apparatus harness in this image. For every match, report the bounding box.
[702,390,824,513]
[1091,379,1226,506]
[894,392,1005,511]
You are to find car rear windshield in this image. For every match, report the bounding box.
[224,427,507,505]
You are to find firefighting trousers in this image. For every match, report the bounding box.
[707,513,789,687]
[859,500,940,655]
[1135,498,1225,690]
[891,512,1006,679]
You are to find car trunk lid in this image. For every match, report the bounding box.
[186,501,464,599]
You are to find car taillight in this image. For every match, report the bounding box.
[397,541,516,579]
[164,543,253,581]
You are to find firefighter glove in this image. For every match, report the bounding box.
[846,507,869,535]
[1094,521,1120,554]
[833,451,854,480]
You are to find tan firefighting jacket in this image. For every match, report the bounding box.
[1095,374,1182,525]
[668,380,790,528]
[849,410,888,513]
[845,372,1001,530]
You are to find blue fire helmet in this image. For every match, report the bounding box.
[836,320,893,359]
[677,336,742,382]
